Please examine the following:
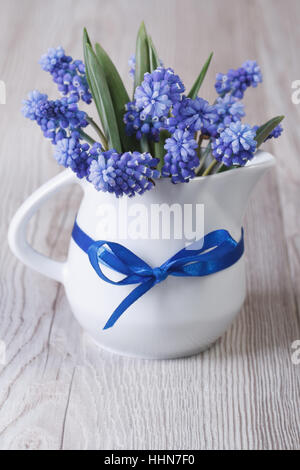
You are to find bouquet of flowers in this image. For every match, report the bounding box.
[22,22,284,198]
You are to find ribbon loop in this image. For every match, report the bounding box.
[72,222,244,330]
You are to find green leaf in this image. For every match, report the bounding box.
[255,115,284,148]
[134,22,150,90]
[148,35,160,72]
[94,43,138,152]
[187,52,213,99]
[84,43,122,152]
[154,130,170,172]
[83,28,93,91]
[83,27,92,46]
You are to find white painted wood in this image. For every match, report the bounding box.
[0,0,299,450]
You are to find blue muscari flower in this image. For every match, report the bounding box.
[265,124,283,141]
[214,93,245,133]
[167,96,219,136]
[134,67,185,120]
[211,121,257,166]
[89,151,160,197]
[215,60,262,99]
[252,124,283,143]
[128,55,136,79]
[54,133,96,178]
[39,46,66,72]
[129,54,164,79]
[162,129,199,183]
[39,46,92,104]
[215,73,232,96]
[21,90,48,120]
[243,60,263,88]
[123,101,165,142]
[22,90,88,144]
[124,101,141,136]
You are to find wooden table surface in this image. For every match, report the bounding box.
[0,0,299,450]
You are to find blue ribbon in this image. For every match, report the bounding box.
[72,221,244,330]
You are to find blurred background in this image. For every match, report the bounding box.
[0,0,299,450]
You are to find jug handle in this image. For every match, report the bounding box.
[8,169,78,283]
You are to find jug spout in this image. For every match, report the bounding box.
[203,150,275,236]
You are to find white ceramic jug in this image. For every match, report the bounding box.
[8,150,274,359]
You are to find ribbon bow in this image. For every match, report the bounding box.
[72,221,244,330]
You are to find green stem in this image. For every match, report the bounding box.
[86,115,108,149]
[79,129,97,146]
[217,163,239,173]
[198,133,204,148]
[154,129,169,174]
[196,142,212,175]
[216,163,225,173]
[202,158,218,176]
[140,135,151,153]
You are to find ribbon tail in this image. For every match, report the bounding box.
[103,279,155,330]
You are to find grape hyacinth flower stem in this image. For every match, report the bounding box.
[216,163,228,173]
[140,135,151,154]
[78,129,97,146]
[202,158,218,176]
[196,142,212,176]
[86,116,108,150]
[198,135,204,147]
[196,147,205,173]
